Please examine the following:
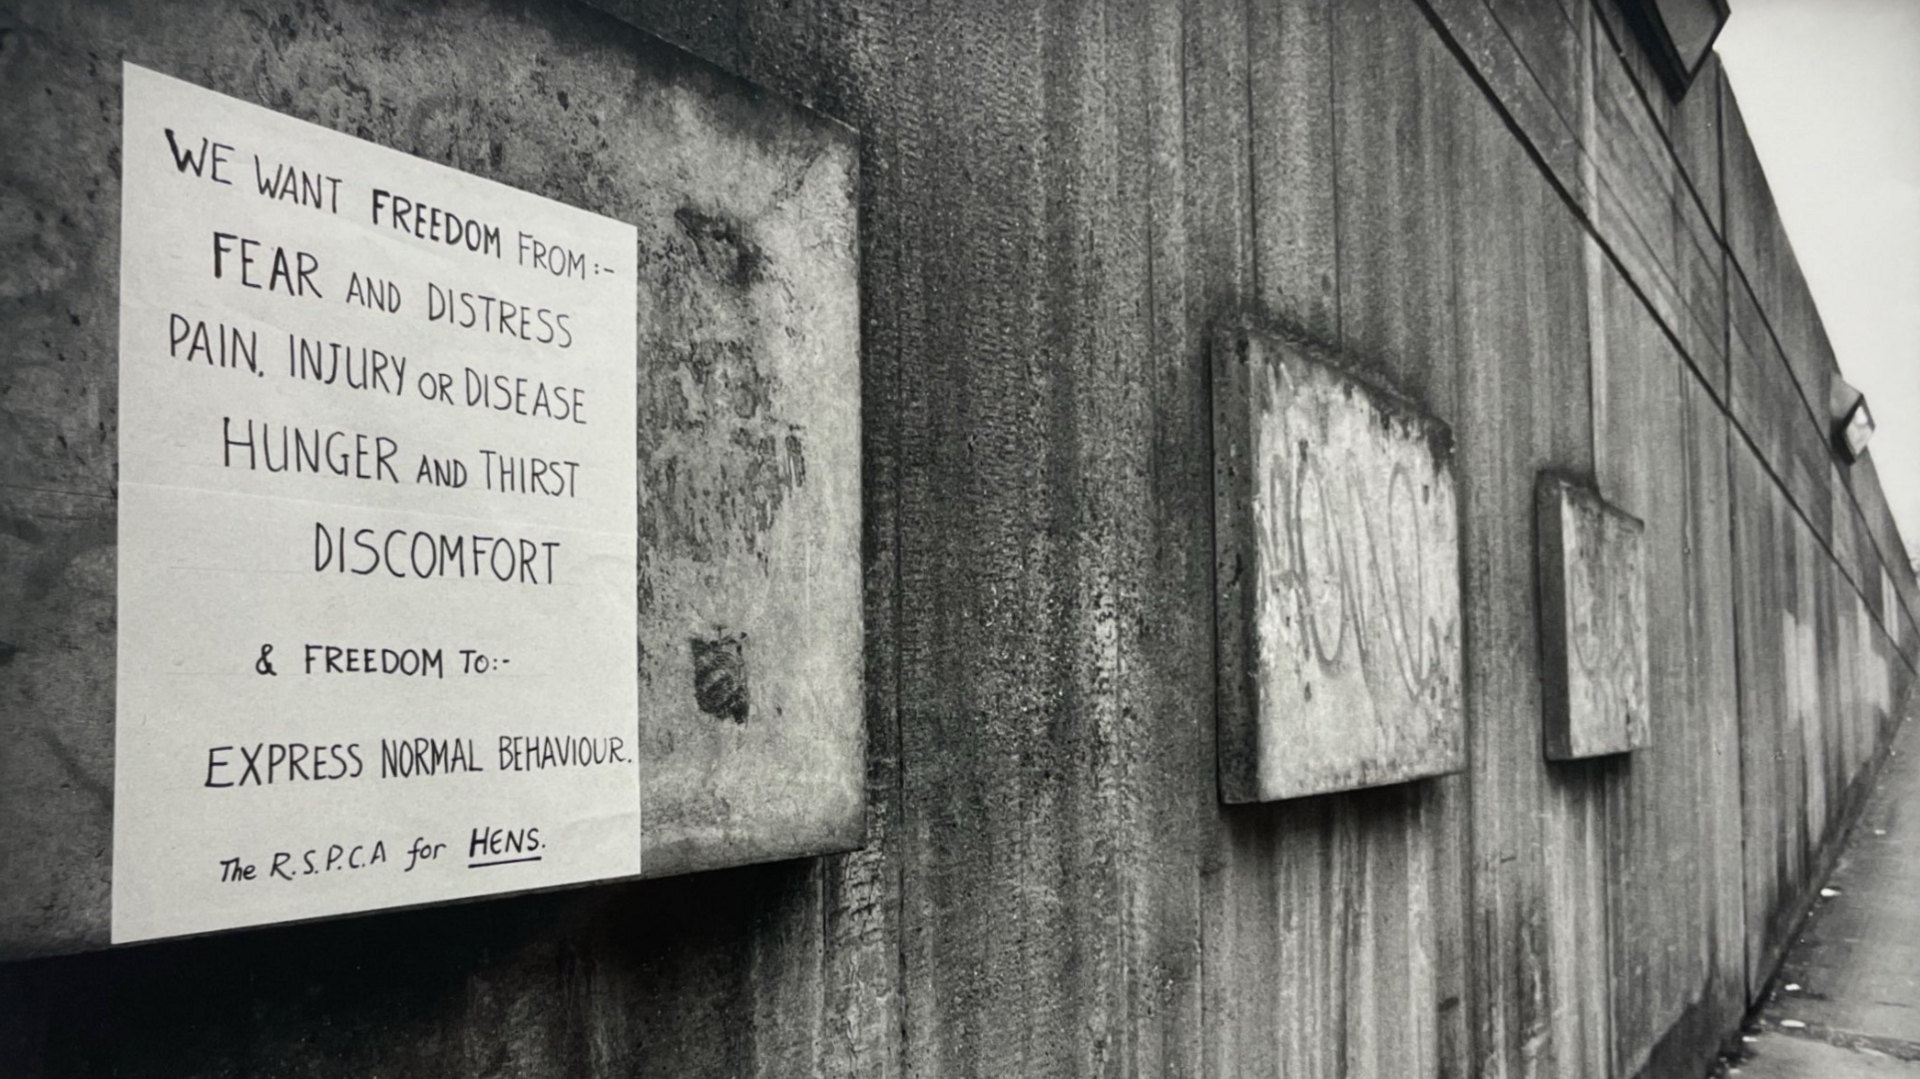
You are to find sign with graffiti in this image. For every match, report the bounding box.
[112,64,640,942]
[1536,477,1649,759]
[1214,331,1463,802]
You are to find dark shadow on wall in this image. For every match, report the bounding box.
[0,858,820,1078]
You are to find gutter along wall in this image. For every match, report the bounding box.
[1,0,1914,1077]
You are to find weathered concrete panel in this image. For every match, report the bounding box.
[1536,475,1650,759]
[1215,329,1463,802]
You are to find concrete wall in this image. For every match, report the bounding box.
[1,0,1913,1076]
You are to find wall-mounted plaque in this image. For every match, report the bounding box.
[8,9,860,959]
[1213,330,1464,802]
[1536,476,1649,760]
[114,64,641,942]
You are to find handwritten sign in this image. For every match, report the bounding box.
[111,64,639,942]
[1536,477,1648,759]
[1214,332,1463,802]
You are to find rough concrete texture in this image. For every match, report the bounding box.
[0,0,1916,1076]
[1715,717,1920,1077]
[1214,329,1462,801]
[1536,475,1649,759]
[0,0,862,958]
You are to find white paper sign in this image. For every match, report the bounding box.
[112,64,640,942]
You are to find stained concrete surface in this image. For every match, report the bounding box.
[1716,716,1920,1077]
[1,0,1915,1075]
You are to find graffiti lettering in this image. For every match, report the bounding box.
[1260,442,1453,712]
[1564,528,1644,735]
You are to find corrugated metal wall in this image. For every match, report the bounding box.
[1,0,1913,1076]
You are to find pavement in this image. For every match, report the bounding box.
[1715,717,1920,1078]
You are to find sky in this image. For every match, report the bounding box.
[1715,0,1920,565]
